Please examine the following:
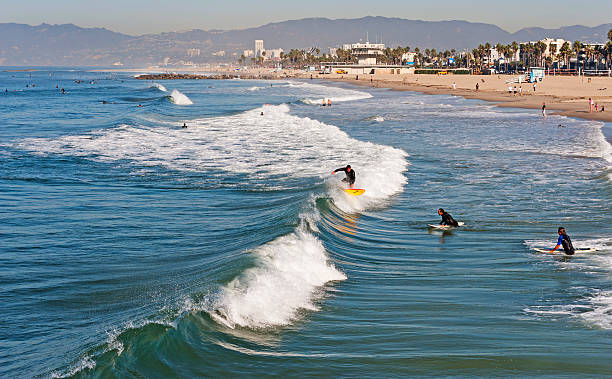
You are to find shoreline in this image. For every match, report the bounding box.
[94,66,612,123]
[316,74,612,124]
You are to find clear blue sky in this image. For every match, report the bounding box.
[2,0,610,35]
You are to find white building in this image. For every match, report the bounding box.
[401,52,416,64]
[255,40,264,57]
[265,48,284,60]
[187,48,200,57]
[243,49,254,58]
[212,50,226,57]
[346,42,385,65]
[329,48,338,58]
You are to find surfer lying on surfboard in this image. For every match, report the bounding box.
[438,208,459,227]
[331,164,355,189]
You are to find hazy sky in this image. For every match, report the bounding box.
[2,0,611,35]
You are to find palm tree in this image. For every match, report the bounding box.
[584,44,595,70]
[536,41,547,67]
[548,43,557,69]
[559,42,572,69]
[573,41,582,70]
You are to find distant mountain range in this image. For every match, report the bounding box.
[1,17,610,66]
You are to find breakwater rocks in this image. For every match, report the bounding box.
[135,73,233,80]
[135,73,284,80]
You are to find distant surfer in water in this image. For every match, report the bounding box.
[548,227,575,255]
[438,208,459,227]
[332,165,355,188]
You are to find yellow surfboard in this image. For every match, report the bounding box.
[344,188,365,196]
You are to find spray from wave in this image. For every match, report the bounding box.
[150,83,167,92]
[290,81,373,105]
[169,89,193,105]
[209,225,346,328]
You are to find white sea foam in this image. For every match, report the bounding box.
[169,89,193,105]
[525,237,612,328]
[290,81,373,104]
[209,226,346,328]
[150,83,167,92]
[15,104,407,194]
[50,355,95,378]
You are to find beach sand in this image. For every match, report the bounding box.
[306,72,612,123]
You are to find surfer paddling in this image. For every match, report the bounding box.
[438,208,459,227]
[332,165,355,189]
[547,227,575,255]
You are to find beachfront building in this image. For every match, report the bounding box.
[212,50,226,57]
[346,42,385,65]
[265,48,284,60]
[243,49,254,58]
[187,48,200,57]
[401,52,416,65]
[255,40,264,57]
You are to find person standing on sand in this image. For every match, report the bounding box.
[452,82,456,90]
[476,83,479,91]
[589,98,593,112]
[542,102,546,118]
[508,85,512,94]
[533,82,536,92]
[519,86,522,96]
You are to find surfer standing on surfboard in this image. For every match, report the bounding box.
[438,208,459,227]
[549,227,575,255]
[331,165,355,189]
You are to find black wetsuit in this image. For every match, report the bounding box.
[333,167,355,185]
[558,233,575,255]
[440,212,459,227]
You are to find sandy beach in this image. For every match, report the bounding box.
[306,72,612,123]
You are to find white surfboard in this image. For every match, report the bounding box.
[533,247,597,255]
[428,222,465,229]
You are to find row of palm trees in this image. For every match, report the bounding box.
[239,28,612,72]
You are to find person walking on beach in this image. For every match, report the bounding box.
[533,82,536,92]
[589,98,593,112]
[331,165,355,189]
[452,82,456,90]
[547,227,575,255]
[542,102,546,118]
[519,86,522,96]
[438,208,459,227]
[475,82,479,91]
[508,85,512,94]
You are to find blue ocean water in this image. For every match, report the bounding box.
[1,69,611,378]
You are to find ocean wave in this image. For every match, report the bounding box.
[13,102,408,333]
[208,226,346,328]
[150,83,167,92]
[169,89,193,105]
[13,103,407,193]
[289,81,373,105]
